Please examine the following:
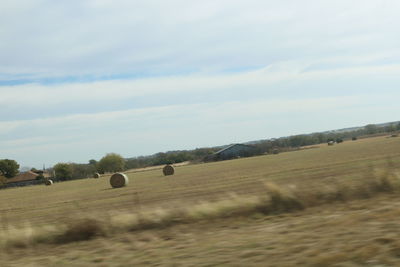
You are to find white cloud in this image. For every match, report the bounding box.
[1,0,399,77]
[1,88,398,167]
[0,94,376,145]
[1,62,400,111]
[2,91,397,167]
[1,0,400,167]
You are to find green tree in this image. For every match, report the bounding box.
[54,163,73,181]
[97,153,125,173]
[0,159,20,178]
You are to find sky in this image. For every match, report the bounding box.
[1,0,400,169]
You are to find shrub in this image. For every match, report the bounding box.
[53,163,73,181]
[56,218,105,243]
[97,153,125,173]
[0,159,19,178]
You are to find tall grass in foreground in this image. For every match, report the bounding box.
[1,164,399,249]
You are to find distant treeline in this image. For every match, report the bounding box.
[47,122,399,180]
[253,123,400,154]
[125,147,219,169]
[255,122,400,155]
[125,122,400,167]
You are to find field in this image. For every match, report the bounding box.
[1,135,400,266]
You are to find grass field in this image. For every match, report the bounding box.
[1,135,400,266]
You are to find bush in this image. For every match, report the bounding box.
[54,163,73,181]
[0,159,19,178]
[36,174,45,180]
[97,153,125,173]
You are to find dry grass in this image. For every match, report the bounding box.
[4,194,400,266]
[0,136,400,265]
[0,163,399,249]
[1,136,398,230]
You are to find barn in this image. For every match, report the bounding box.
[210,144,258,161]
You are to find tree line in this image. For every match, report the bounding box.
[1,122,399,183]
[51,121,400,180]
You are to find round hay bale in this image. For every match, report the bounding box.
[163,165,175,176]
[93,172,100,178]
[45,179,53,186]
[110,173,128,188]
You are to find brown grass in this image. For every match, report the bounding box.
[1,136,399,232]
[5,194,400,266]
[1,136,400,265]
[55,218,106,243]
[0,163,399,248]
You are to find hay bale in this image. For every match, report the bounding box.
[110,173,129,188]
[93,172,100,178]
[328,141,334,146]
[45,179,53,186]
[163,165,175,176]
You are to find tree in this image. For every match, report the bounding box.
[70,163,96,179]
[89,159,97,165]
[0,159,20,178]
[54,163,73,181]
[365,124,378,135]
[97,153,125,173]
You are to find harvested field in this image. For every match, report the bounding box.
[1,136,399,229]
[0,136,400,265]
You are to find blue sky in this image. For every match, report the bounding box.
[1,0,400,168]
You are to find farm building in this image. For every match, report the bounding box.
[206,144,258,161]
[4,171,50,188]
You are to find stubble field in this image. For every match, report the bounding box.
[1,135,400,266]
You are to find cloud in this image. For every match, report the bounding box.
[1,88,398,167]
[0,94,380,147]
[1,0,399,77]
[1,62,399,113]
[1,0,400,167]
